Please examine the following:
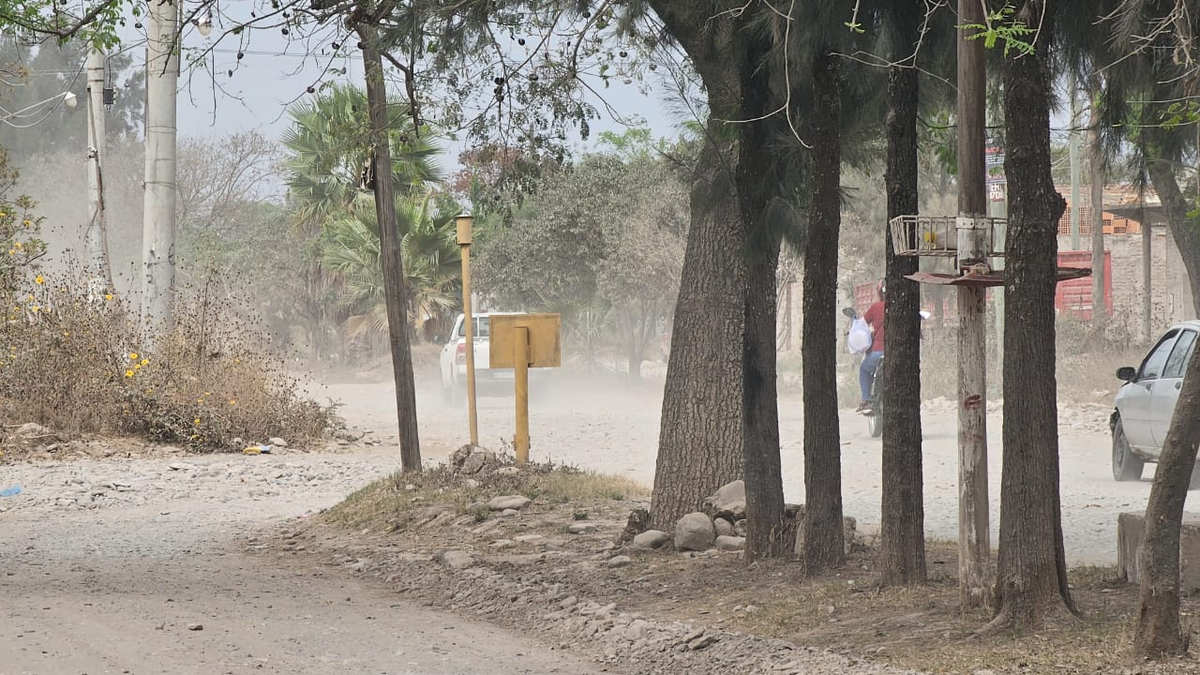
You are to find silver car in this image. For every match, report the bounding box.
[1111,320,1200,481]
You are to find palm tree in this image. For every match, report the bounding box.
[281,84,452,349]
[321,193,461,341]
[282,83,440,223]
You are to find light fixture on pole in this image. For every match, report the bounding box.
[195,13,212,37]
[456,213,479,447]
[63,91,78,108]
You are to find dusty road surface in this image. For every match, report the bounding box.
[323,376,1158,566]
[0,451,615,675]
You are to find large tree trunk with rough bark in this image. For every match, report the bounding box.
[650,134,745,527]
[1145,160,1200,318]
[1134,346,1200,657]
[880,2,926,586]
[801,49,845,573]
[986,0,1076,630]
[646,1,747,529]
[736,35,787,561]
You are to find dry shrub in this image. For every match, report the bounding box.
[0,267,339,451]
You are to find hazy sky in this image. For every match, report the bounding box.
[170,25,685,174]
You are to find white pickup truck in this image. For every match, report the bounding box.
[438,312,522,401]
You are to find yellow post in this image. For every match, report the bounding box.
[514,326,530,465]
[456,214,479,446]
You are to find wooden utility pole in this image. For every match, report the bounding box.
[456,214,479,446]
[956,0,991,609]
[359,24,422,472]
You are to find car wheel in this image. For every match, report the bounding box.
[1112,418,1144,481]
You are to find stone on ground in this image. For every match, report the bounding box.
[488,495,531,511]
[631,529,670,550]
[714,517,735,537]
[568,522,597,535]
[606,555,632,568]
[705,480,746,520]
[435,549,475,570]
[715,535,745,551]
[675,512,715,552]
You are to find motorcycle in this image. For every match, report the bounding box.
[842,306,929,439]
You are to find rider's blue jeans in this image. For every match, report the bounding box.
[859,350,883,401]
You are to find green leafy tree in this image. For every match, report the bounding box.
[321,193,460,341]
[475,145,686,379]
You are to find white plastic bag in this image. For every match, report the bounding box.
[847,317,872,354]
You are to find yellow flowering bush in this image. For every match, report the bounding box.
[0,268,339,452]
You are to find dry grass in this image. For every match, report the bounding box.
[328,460,648,532]
[0,266,339,456]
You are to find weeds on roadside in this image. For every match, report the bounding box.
[0,264,340,452]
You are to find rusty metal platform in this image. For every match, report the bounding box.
[905,267,1092,288]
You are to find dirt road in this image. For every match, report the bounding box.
[322,377,1153,566]
[0,451,614,675]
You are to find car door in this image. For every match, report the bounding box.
[1150,328,1198,448]
[1118,329,1179,452]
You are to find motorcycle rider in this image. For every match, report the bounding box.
[856,280,886,412]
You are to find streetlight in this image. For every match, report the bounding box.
[0,91,77,122]
[194,13,212,37]
[456,213,479,447]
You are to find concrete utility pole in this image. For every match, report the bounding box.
[142,0,178,336]
[85,48,112,289]
[956,0,991,610]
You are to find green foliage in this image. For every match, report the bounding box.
[282,84,438,226]
[320,193,461,340]
[960,4,1036,57]
[474,134,687,371]
[0,0,132,50]
[0,148,44,296]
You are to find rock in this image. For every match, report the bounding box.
[462,478,479,489]
[462,450,496,475]
[624,620,648,641]
[631,529,670,550]
[495,466,520,476]
[186,623,204,631]
[607,555,632,568]
[268,437,287,448]
[714,517,735,537]
[715,535,745,551]
[674,512,715,552]
[616,508,651,544]
[734,519,748,537]
[705,480,746,520]
[501,509,519,517]
[568,522,597,535]
[167,462,193,471]
[488,495,532,511]
[14,422,51,437]
[435,550,475,570]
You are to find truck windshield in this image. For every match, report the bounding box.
[457,316,490,338]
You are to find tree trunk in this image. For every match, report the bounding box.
[736,36,787,560]
[1134,345,1200,657]
[880,3,926,586]
[1145,160,1200,318]
[801,50,845,573]
[359,24,422,472]
[649,132,746,527]
[986,1,1076,630]
[646,0,747,530]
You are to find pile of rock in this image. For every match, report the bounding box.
[626,480,859,557]
[449,445,501,476]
